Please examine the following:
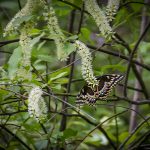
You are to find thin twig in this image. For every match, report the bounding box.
[114,34,149,98]
[88,44,150,71]
[1,37,150,71]
[0,125,32,150]
[118,116,150,150]
[74,110,127,150]
[124,22,150,97]
[59,9,77,131]
[120,1,150,9]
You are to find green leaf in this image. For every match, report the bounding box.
[139,41,150,53]
[49,72,68,82]
[63,42,76,55]
[126,133,137,146]
[66,35,78,42]
[79,27,92,43]
[51,84,62,90]
[48,67,70,84]
[30,33,45,48]
[99,63,126,73]
[30,28,41,35]
[13,15,33,26]
[85,132,108,146]
[53,78,68,84]
[0,89,9,101]
[37,55,53,63]
[68,121,87,127]
[37,41,46,50]
[62,128,77,139]
[73,0,83,7]
[119,132,129,142]
[8,47,22,79]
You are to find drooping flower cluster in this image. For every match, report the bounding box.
[43,5,68,61]
[106,0,120,22]
[3,0,43,37]
[84,0,114,40]
[4,0,45,80]
[28,86,48,122]
[75,40,98,86]
[19,23,32,67]
[16,23,33,80]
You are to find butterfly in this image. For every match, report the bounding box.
[76,74,124,106]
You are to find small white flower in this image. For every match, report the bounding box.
[3,0,44,36]
[84,0,114,40]
[75,40,98,86]
[106,0,120,22]
[28,86,48,122]
[44,6,68,61]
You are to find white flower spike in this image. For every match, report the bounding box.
[28,86,48,122]
[75,40,98,86]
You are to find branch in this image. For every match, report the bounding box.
[0,125,32,150]
[71,78,143,93]
[114,34,149,99]
[118,116,150,150]
[54,93,150,105]
[124,22,150,97]
[112,96,150,105]
[74,110,128,150]
[129,130,150,149]
[59,9,77,131]
[0,110,27,116]
[119,1,150,9]
[87,44,150,72]
[1,38,150,72]
[58,0,89,14]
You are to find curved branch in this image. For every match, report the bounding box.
[118,116,150,150]
[0,125,32,150]
[119,1,150,9]
[124,22,150,98]
[74,110,127,150]
[87,44,150,72]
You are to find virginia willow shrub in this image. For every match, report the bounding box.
[3,0,119,120]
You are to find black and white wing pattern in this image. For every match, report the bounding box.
[97,74,124,99]
[76,85,97,106]
[76,74,124,106]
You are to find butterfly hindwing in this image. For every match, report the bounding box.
[76,74,124,106]
[76,85,96,106]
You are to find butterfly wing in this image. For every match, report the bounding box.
[76,85,96,106]
[97,74,124,99]
[76,74,124,106]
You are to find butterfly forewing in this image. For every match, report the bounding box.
[76,74,124,106]
[97,74,124,99]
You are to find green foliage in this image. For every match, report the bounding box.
[62,42,76,56]
[13,15,33,27]
[8,47,22,78]
[0,0,150,150]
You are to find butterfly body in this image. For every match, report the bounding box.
[76,74,124,106]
